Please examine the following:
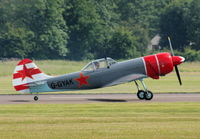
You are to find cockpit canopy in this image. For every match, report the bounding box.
[81,57,117,72]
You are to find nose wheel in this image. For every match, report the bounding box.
[135,80,153,100]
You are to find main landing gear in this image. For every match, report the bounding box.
[134,80,153,100]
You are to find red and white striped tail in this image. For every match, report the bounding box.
[12,59,50,93]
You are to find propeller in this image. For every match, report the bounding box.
[168,37,182,85]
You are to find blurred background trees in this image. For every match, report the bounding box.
[0,0,200,61]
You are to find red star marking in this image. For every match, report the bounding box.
[17,64,35,81]
[75,73,90,88]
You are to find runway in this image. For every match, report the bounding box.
[0,93,200,104]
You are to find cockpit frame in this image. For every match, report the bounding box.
[81,57,117,72]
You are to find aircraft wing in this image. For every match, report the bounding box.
[104,73,147,87]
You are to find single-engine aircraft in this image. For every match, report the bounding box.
[12,38,185,101]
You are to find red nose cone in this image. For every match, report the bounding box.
[172,56,185,66]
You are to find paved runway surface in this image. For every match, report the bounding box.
[0,93,200,104]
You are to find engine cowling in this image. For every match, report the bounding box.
[143,52,184,79]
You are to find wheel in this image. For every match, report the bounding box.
[137,90,145,100]
[34,96,38,101]
[144,90,153,100]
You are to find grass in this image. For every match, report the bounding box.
[0,103,200,139]
[0,60,88,76]
[1,60,200,94]
[179,62,200,72]
[1,60,200,139]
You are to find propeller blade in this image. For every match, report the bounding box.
[168,37,183,85]
[168,37,175,56]
[174,65,182,85]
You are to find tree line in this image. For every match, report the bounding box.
[0,0,200,61]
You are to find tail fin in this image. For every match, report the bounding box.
[12,59,50,93]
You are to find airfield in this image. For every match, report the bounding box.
[1,60,200,139]
[1,93,200,104]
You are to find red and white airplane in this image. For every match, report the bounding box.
[12,38,185,101]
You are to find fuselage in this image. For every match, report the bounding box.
[14,52,184,93]
[30,57,146,92]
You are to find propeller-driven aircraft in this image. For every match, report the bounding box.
[12,38,185,101]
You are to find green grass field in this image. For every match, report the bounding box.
[0,103,200,139]
[0,60,200,94]
[1,60,200,139]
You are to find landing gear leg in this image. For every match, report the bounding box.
[135,80,153,100]
[135,81,145,100]
[140,79,153,100]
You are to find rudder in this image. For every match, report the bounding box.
[12,59,50,93]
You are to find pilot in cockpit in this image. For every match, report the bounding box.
[94,61,100,69]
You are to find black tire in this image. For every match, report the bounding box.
[137,90,145,100]
[144,90,153,100]
[34,96,38,101]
